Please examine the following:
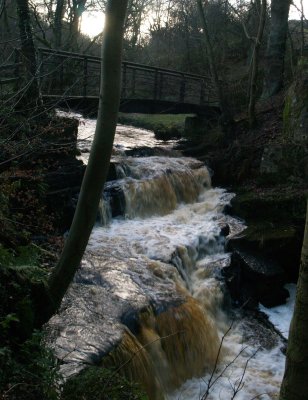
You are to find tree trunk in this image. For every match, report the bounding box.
[54,0,65,48]
[248,0,267,127]
[300,0,304,56]
[279,200,308,400]
[196,0,232,130]
[261,0,291,99]
[16,0,42,109]
[39,0,128,325]
[68,0,86,50]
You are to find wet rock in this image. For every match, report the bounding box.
[219,224,230,237]
[237,309,287,349]
[154,126,181,140]
[106,162,117,181]
[125,146,169,157]
[226,221,304,281]
[223,244,288,309]
[103,183,126,217]
[47,253,186,376]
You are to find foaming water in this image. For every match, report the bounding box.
[259,283,296,339]
[51,111,290,399]
[57,110,179,157]
[111,157,211,219]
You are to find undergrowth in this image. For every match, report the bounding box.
[0,245,59,400]
[61,366,148,400]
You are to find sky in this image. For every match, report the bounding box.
[80,1,307,38]
[80,11,105,38]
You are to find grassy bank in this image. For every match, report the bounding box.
[118,113,193,139]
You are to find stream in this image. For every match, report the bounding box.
[50,112,295,400]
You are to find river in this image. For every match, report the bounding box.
[50,112,295,400]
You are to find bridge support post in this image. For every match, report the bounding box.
[180,74,186,103]
[200,80,205,105]
[122,62,127,98]
[132,68,136,96]
[154,69,158,100]
[158,72,163,100]
[83,57,88,97]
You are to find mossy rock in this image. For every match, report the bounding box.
[260,143,308,181]
[230,187,307,222]
[61,366,148,400]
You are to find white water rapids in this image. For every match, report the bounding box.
[52,112,295,400]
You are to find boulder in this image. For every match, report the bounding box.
[223,243,288,309]
[103,183,126,218]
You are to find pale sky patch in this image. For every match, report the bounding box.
[80,11,105,38]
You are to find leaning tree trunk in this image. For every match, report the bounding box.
[38,0,128,326]
[279,200,308,400]
[261,0,291,98]
[16,0,42,109]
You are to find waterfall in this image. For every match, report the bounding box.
[50,113,289,400]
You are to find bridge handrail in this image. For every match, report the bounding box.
[37,47,211,82]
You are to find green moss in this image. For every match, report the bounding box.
[62,366,148,400]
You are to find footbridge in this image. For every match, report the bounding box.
[1,48,219,115]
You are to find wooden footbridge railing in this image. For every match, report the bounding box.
[1,48,218,110]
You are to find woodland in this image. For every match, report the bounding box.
[0,0,308,399]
